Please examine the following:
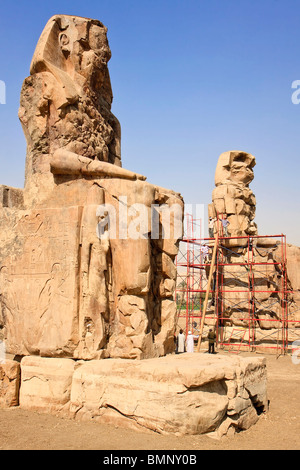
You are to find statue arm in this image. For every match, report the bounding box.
[50,149,146,181]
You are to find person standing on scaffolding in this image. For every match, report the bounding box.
[200,244,209,263]
[208,217,216,238]
[220,214,230,237]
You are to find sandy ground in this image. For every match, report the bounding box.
[0,352,299,451]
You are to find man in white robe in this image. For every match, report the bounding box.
[186,331,199,353]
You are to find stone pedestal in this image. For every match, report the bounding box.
[17,353,267,438]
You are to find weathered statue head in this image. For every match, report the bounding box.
[30,15,113,105]
[210,150,257,243]
[215,151,256,187]
[19,15,122,206]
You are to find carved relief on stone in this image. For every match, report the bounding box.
[0,207,81,357]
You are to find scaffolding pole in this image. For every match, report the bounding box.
[196,234,218,352]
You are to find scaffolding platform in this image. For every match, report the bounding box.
[175,214,300,355]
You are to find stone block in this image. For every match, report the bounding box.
[19,356,75,415]
[69,354,267,436]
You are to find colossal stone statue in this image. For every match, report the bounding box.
[207,150,300,342]
[0,15,184,360]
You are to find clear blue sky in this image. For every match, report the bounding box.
[0,0,299,245]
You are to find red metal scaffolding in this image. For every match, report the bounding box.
[175,214,300,355]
